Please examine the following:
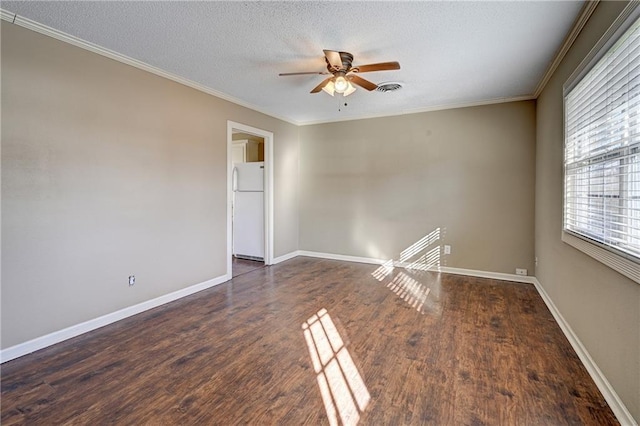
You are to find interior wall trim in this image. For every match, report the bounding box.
[0,273,231,364]
[227,121,275,271]
[272,251,300,264]
[1,250,633,424]
[1,8,537,127]
[297,250,386,265]
[533,0,600,97]
[0,9,297,126]
[531,278,636,425]
[293,250,634,424]
[434,265,536,284]
[0,9,15,22]
[295,250,533,283]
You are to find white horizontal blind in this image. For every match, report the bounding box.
[564,15,640,261]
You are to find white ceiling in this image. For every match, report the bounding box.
[2,1,585,125]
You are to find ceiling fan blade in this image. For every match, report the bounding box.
[279,71,330,76]
[349,74,378,91]
[354,61,401,73]
[310,76,334,93]
[323,49,343,70]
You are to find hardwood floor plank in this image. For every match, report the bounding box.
[1,257,619,425]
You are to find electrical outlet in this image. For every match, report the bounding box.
[535,257,539,267]
[129,275,135,286]
[444,245,451,255]
[515,268,527,276]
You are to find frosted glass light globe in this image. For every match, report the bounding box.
[334,76,348,93]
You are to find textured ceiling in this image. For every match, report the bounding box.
[2,1,585,125]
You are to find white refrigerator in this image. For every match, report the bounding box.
[233,162,264,260]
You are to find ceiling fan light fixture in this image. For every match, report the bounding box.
[322,80,335,96]
[343,81,357,96]
[334,75,349,93]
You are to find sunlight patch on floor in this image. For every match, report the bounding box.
[387,271,431,314]
[372,259,394,281]
[303,308,370,426]
[370,228,444,314]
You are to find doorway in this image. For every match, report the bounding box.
[227,121,273,279]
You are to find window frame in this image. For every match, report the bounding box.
[562,2,640,284]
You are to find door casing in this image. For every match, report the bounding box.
[227,121,274,277]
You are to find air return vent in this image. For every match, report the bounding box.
[376,82,403,92]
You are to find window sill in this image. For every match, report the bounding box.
[561,231,640,285]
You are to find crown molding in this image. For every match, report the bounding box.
[2,5,591,127]
[533,1,599,97]
[0,9,16,22]
[0,9,299,126]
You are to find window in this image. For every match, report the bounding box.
[563,5,640,282]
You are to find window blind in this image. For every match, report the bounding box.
[564,14,640,261]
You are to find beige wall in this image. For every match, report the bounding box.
[536,1,639,420]
[299,101,536,275]
[1,23,299,349]
[3,6,638,421]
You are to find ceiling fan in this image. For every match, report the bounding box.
[279,50,400,97]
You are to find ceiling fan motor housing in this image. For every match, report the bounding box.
[326,51,354,72]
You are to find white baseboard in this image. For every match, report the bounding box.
[2,250,634,425]
[532,278,636,426]
[1,273,231,363]
[298,251,533,284]
[298,250,386,265]
[295,250,635,424]
[436,265,536,284]
[271,250,300,264]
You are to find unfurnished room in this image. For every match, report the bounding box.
[1,1,639,425]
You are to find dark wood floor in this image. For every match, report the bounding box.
[232,256,265,278]
[1,257,617,425]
